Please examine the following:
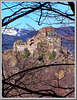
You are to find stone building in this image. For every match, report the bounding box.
[13,27,62,55]
[13,40,27,54]
[39,27,57,37]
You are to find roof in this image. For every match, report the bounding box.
[40,27,55,31]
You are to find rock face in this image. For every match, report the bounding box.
[2,49,18,78]
[2,27,75,98]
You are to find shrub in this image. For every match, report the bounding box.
[49,51,56,60]
[40,45,43,47]
[40,62,46,67]
[38,55,43,61]
[43,62,46,65]
[24,51,30,58]
[42,50,47,53]
[42,62,46,66]
[32,62,34,66]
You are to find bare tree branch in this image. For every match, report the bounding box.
[68,2,75,15]
[2,81,65,97]
[3,63,74,82]
[2,2,48,27]
[2,2,24,10]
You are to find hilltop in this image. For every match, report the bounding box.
[2,27,75,98]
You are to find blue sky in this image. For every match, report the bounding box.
[2,2,75,30]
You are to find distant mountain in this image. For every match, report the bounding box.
[2,27,38,36]
[2,28,37,51]
[55,26,74,36]
[2,26,74,53]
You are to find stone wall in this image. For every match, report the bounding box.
[26,44,37,55]
[13,40,27,53]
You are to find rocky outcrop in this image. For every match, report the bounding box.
[2,49,18,78]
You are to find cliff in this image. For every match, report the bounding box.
[2,27,75,98]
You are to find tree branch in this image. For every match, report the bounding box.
[2,2,24,10]
[42,7,74,21]
[3,81,64,97]
[2,2,48,27]
[3,63,74,82]
[68,2,75,15]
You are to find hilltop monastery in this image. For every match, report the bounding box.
[13,27,62,55]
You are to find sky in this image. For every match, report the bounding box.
[2,2,75,30]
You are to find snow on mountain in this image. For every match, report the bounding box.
[2,27,38,52]
[2,27,30,36]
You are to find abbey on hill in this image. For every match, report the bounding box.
[13,27,61,55]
